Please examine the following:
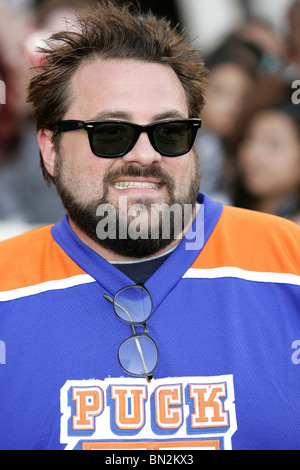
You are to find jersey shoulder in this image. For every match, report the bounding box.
[223,204,300,239]
[195,205,300,275]
[0,225,85,292]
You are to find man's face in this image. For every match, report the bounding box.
[51,58,200,258]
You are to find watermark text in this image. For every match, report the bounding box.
[291,80,300,105]
[0,340,6,365]
[95,197,204,251]
[291,340,300,365]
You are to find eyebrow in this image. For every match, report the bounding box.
[89,111,131,121]
[154,110,187,121]
[88,110,187,122]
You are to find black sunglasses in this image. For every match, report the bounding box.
[55,119,202,158]
[103,284,158,381]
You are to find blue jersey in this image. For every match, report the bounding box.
[0,194,300,450]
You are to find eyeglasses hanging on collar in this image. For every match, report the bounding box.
[103,284,158,382]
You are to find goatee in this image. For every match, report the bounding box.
[54,159,200,258]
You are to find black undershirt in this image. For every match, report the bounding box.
[111,251,172,285]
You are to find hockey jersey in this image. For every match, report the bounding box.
[0,193,300,450]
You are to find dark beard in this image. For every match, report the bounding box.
[54,160,200,259]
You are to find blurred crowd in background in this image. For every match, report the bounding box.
[1,0,300,241]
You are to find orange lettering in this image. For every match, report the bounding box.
[155,384,183,429]
[72,387,103,431]
[111,385,147,430]
[189,383,228,428]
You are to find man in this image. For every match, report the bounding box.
[0,1,299,451]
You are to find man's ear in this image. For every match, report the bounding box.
[37,129,57,177]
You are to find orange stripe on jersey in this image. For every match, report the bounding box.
[0,225,86,292]
[191,205,300,276]
[81,438,221,450]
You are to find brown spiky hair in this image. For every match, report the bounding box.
[27,0,207,184]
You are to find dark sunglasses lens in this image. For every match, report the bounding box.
[154,122,193,155]
[114,286,152,324]
[92,123,135,156]
[119,335,158,376]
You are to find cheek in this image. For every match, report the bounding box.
[274,153,300,186]
[238,147,254,169]
[170,151,200,192]
[62,132,116,171]
[57,142,115,199]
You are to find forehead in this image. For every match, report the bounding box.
[250,111,297,135]
[210,63,253,87]
[66,58,189,121]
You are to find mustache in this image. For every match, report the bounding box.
[103,164,176,191]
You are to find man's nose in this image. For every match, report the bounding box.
[121,131,162,166]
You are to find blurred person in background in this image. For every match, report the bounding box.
[233,18,292,108]
[233,102,300,225]
[195,37,260,204]
[0,53,24,220]
[0,1,30,117]
[0,2,32,221]
[286,0,300,73]
[0,0,65,225]
[0,56,22,163]
[196,11,297,207]
[0,0,180,230]
[24,0,95,66]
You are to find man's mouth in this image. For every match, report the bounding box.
[113,181,160,190]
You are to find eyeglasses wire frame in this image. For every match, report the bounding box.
[103,284,158,382]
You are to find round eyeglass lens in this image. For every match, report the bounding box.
[119,335,158,376]
[113,286,152,324]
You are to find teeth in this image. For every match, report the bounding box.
[113,181,160,190]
